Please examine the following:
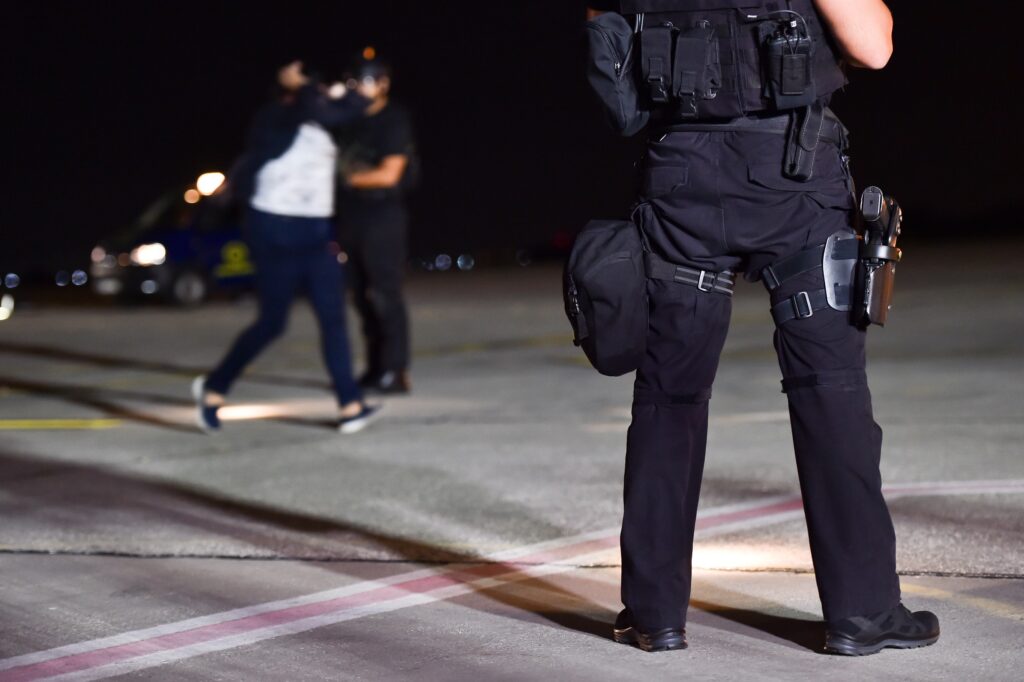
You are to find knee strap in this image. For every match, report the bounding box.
[634,387,713,405]
[781,369,867,393]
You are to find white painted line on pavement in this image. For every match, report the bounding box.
[2,479,1022,681]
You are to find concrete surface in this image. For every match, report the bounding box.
[0,237,1022,680]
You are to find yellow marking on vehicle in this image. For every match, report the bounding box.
[902,581,1024,621]
[0,419,122,430]
[214,240,255,279]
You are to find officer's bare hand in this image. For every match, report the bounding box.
[278,60,310,90]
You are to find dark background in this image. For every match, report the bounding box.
[5,1,1021,272]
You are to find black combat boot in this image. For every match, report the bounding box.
[612,609,687,652]
[825,603,939,656]
[360,370,411,395]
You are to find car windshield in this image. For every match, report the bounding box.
[107,190,241,246]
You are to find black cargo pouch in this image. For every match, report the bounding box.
[641,25,675,105]
[673,21,721,118]
[563,216,735,377]
[564,219,650,377]
[584,12,650,137]
[783,101,824,180]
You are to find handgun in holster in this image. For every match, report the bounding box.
[855,186,903,327]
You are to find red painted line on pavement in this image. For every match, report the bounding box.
[695,498,804,530]
[0,531,626,682]
[5,479,1023,681]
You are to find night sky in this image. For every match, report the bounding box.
[6,1,1021,272]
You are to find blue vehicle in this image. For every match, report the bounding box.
[90,173,257,305]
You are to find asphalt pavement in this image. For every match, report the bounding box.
[1,236,1022,680]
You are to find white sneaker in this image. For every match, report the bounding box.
[338,404,381,434]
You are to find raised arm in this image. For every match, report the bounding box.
[296,84,368,128]
[278,61,369,128]
[814,0,894,69]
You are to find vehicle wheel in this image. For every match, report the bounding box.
[170,270,208,306]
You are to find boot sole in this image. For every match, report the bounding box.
[825,634,939,656]
[613,627,687,652]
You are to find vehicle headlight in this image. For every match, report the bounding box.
[0,294,14,321]
[130,242,167,266]
[196,171,225,196]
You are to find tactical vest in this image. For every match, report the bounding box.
[619,0,847,121]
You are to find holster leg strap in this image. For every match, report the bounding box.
[771,286,853,325]
[781,369,867,393]
[635,387,713,405]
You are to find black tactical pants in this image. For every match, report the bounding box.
[339,202,411,378]
[621,125,901,632]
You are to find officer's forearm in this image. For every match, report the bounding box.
[813,0,893,69]
[346,155,409,189]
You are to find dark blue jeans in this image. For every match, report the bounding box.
[206,208,362,406]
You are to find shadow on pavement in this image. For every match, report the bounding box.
[0,376,197,433]
[690,597,821,652]
[0,450,836,650]
[0,450,617,640]
[0,375,342,434]
[0,340,329,390]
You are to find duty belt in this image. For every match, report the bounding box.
[658,103,848,180]
[662,108,844,143]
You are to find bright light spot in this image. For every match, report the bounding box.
[91,246,106,264]
[195,172,225,197]
[140,280,158,295]
[434,254,452,271]
[130,243,167,266]
[337,251,349,264]
[0,294,13,321]
[184,188,201,204]
[219,404,291,421]
[692,543,809,571]
[55,271,70,287]
[327,82,347,99]
[363,46,376,60]
[71,270,88,286]
[3,273,19,289]
[457,254,475,271]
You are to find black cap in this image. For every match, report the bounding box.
[348,47,392,81]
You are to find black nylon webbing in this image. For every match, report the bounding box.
[645,253,735,296]
[661,108,845,146]
[770,287,852,325]
[781,369,867,393]
[635,387,713,405]
[762,237,859,291]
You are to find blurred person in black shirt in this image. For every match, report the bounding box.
[194,62,380,435]
[336,54,416,395]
